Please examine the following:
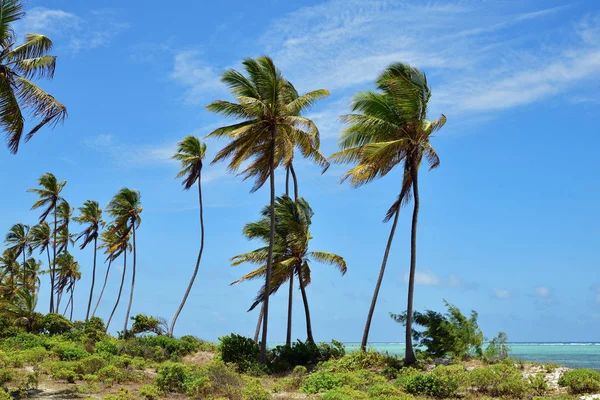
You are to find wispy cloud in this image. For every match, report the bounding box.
[493,288,512,300]
[85,134,175,167]
[533,286,554,307]
[170,51,226,105]
[405,270,440,286]
[18,7,128,52]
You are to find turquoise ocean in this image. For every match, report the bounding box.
[343,343,600,370]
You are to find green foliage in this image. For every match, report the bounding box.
[53,367,77,383]
[116,335,198,361]
[219,334,259,372]
[242,378,271,400]
[103,388,134,400]
[51,342,89,361]
[74,355,107,375]
[95,338,118,355]
[483,332,510,363]
[319,349,387,372]
[83,317,106,343]
[269,340,345,372]
[155,362,188,392]
[0,388,10,400]
[0,332,47,350]
[128,314,166,337]
[558,368,600,394]
[97,364,127,384]
[400,366,463,398]
[469,363,530,397]
[39,313,72,335]
[321,386,367,400]
[138,384,163,400]
[391,300,484,359]
[529,372,548,396]
[300,370,342,394]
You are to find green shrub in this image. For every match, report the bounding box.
[219,334,259,372]
[129,314,167,337]
[181,335,218,352]
[203,359,243,395]
[95,338,118,355]
[319,349,386,372]
[53,368,77,383]
[0,333,48,350]
[242,378,271,400]
[321,386,367,400]
[0,388,10,400]
[19,346,49,363]
[558,369,600,394]
[300,370,342,394]
[97,364,127,384]
[469,364,529,397]
[40,313,73,335]
[155,362,188,393]
[139,384,163,400]
[184,373,211,398]
[401,369,461,398]
[529,372,548,395]
[75,355,107,375]
[483,332,509,363]
[0,368,13,384]
[367,383,404,397]
[83,317,106,343]
[543,362,560,373]
[51,343,89,361]
[118,335,197,361]
[103,388,134,400]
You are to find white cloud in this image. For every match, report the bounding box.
[535,286,552,299]
[170,51,226,105]
[493,288,512,300]
[18,7,128,52]
[405,270,440,286]
[85,134,175,167]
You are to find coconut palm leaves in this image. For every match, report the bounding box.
[331,62,445,363]
[5,223,31,275]
[231,195,346,342]
[0,0,67,153]
[0,289,37,331]
[207,56,328,362]
[104,225,131,332]
[107,188,142,336]
[169,136,206,337]
[55,252,80,320]
[28,172,65,312]
[55,200,75,254]
[74,200,104,321]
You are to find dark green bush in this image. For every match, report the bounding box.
[129,314,167,337]
[269,340,345,373]
[469,363,529,397]
[401,368,461,398]
[155,362,188,392]
[51,343,89,361]
[558,369,600,394]
[138,384,163,400]
[219,334,259,372]
[83,317,106,343]
[40,313,73,335]
[0,333,48,350]
[117,335,197,361]
[75,355,107,375]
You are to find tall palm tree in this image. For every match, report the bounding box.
[30,222,51,281]
[54,251,78,315]
[92,226,127,318]
[0,289,37,331]
[168,136,206,337]
[5,222,31,278]
[22,258,42,293]
[331,63,445,364]
[28,172,65,312]
[107,188,142,337]
[231,195,346,342]
[104,225,131,333]
[0,0,67,154]
[0,249,19,300]
[74,200,104,321]
[55,199,74,254]
[206,56,328,362]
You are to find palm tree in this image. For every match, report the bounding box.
[206,56,328,362]
[0,249,19,300]
[231,195,346,343]
[54,251,78,315]
[168,136,206,337]
[5,222,31,278]
[22,258,42,293]
[28,172,65,312]
[30,222,51,281]
[92,226,127,318]
[55,199,75,254]
[104,225,131,333]
[107,188,142,337]
[74,200,104,321]
[0,0,67,154]
[331,63,445,364]
[0,289,38,331]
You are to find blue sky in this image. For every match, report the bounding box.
[2,0,600,343]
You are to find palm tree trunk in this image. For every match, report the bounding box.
[86,237,97,321]
[169,172,205,337]
[260,128,276,363]
[50,208,57,313]
[123,226,137,336]
[296,263,314,343]
[106,252,126,333]
[285,165,293,346]
[22,252,26,288]
[254,303,264,343]
[405,160,420,366]
[70,283,74,321]
[360,202,401,351]
[92,259,112,317]
[290,163,299,200]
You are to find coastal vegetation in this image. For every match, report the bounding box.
[0,1,597,399]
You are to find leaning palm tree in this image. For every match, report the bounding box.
[107,188,142,337]
[54,251,78,314]
[168,136,206,337]
[92,225,127,318]
[231,195,346,343]
[30,222,51,278]
[206,56,328,362]
[74,200,104,321]
[331,62,445,364]
[0,249,19,299]
[55,199,74,254]
[104,225,131,333]
[22,258,42,293]
[0,0,67,154]
[5,222,31,278]
[28,172,65,312]
[0,289,38,331]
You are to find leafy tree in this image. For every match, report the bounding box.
[168,136,206,337]
[130,314,167,336]
[331,63,446,363]
[74,200,104,320]
[22,257,42,292]
[390,301,484,359]
[0,0,67,154]
[4,223,31,278]
[231,195,346,343]
[107,188,142,336]
[28,172,66,312]
[207,56,327,362]
[0,289,38,331]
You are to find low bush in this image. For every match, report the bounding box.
[155,362,188,392]
[469,363,529,397]
[75,355,107,375]
[95,338,118,355]
[400,367,462,398]
[97,364,127,384]
[319,349,387,372]
[103,387,135,400]
[558,368,600,394]
[300,370,342,394]
[139,384,163,400]
[242,378,271,400]
[219,334,259,372]
[321,386,367,400]
[529,372,548,395]
[40,313,73,335]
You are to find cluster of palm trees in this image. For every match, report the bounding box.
[0,1,448,366]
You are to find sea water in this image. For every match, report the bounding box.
[343,343,600,370]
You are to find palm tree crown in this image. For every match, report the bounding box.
[27,173,65,221]
[0,0,67,153]
[5,222,31,259]
[74,200,104,249]
[172,135,206,190]
[107,188,142,234]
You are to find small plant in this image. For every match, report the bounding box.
[40,313,73,335]
[155,362,188,393]
[529,372,548,395]
[242,378,271,400]
[218,334,259,372]
[483,332,509,363]
[558,369,600,394]
[97,364,127,384]
[103,388,135,400]
[139,384,163,400]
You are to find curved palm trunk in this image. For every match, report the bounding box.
[360,203,401,351]
[92,259,112,317]
[169,172,205,337]
[69,283,75,321]
[22,252,26,288]
[405,162,420,366]
[106,252,126,333]
[50,209,57,313]
[285,165,293,346]
[260,129,276,364]
[86,237,98,321]
[254,303,264,343]
[296,263,314,343]
[123,226,137,336]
